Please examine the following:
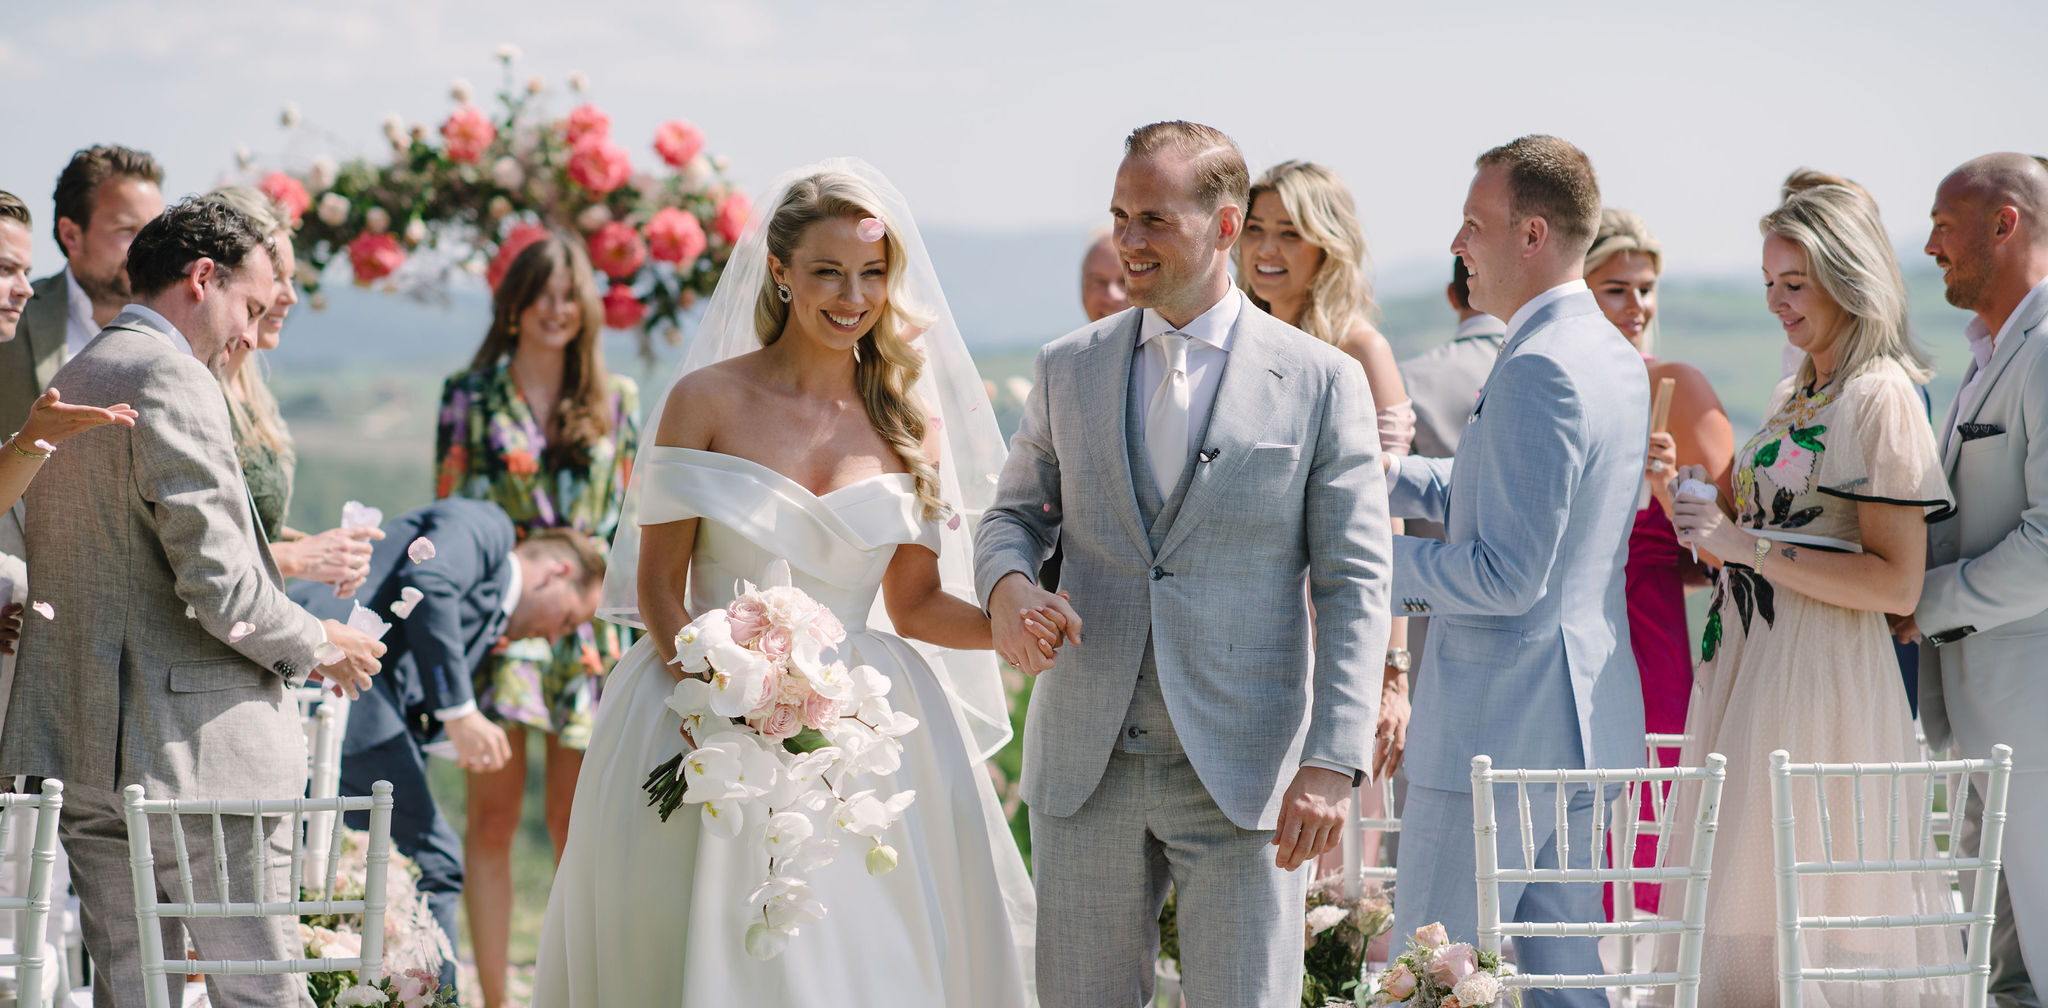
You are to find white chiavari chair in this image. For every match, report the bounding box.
[0,780,63,1008]
[1768,745,2010,1007]
[1611,733,1691,1004]
[122,781,393,1008]
[293,688,352,876]
[1472,753,1728,1008]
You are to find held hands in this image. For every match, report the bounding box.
[1273,765,1352,870]
[989,572,1082,675]
[442,710,512,773]
[1666,464,1744,559]
[16,388,137,448]
[314,618,386,699]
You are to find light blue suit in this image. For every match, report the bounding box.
[1386,288,1647,1004]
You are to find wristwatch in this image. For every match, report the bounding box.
[1384,647,1412,673]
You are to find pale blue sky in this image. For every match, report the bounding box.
[4,0,2043,290]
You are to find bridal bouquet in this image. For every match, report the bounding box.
[642,577,921,959]
[1365,923,1519,1007]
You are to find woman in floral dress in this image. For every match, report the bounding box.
[435,232,638,1008]
[1660,172,1958,1006]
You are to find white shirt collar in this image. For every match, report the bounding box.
[501,552,523,616]
[1504,279,1589,341]
[1139,286,1244,352]
[62,267,96,358]
[1964,275,2048,372]
[1455,313,1508,340]
[115,302,196,358]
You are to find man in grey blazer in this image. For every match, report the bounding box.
[1385,136,1646,1004]
[1904,152,2048,1008]
[976,120,1391,1008]
[0,198,385,1008]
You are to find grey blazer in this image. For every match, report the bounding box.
[975,303,1392,831]
[1388,291,1648,793]
[1400,319,1507,545]
[0,315,323,801]
[1917,286,2048,763]
[0,272,70,436]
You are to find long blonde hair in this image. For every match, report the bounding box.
[206,184,295,461]
[1236,160,1377,345]
[754,173,944,520]
[1762,169,1932,390]
[1583,207,1665,352]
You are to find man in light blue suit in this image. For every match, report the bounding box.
[1386,135,1647,1003]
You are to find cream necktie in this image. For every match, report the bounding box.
[1146,332,1191,492]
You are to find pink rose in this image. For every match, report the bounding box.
[756,625,794,660]
[440,104,497,164]
[346,232,406,285]
[644,206,707,265]
[756,702,803,740]
[1379,962,1418,1000]
[587,221,646,279]
[653,119,705,168]
[1426,942,1479,988]
[726,598,769,645]
[487,223,550,290]
[602,283,645,329]
[1413,921,1450,948]
[567,137,632,196]
[563,102,610,146]
[393,969,436,1007]
[713,191,751,244]
[257,172,310,226]
[808,606,846,648]
[801,689,841,730]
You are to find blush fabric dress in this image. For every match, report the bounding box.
[1660,359,1959,1006]
[531,448,1036,1006]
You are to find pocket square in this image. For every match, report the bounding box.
[1958,422,2005,442]
[1252,442,1300,450]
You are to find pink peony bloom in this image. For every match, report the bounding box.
[487,223,551,290]
[653,119,705,168]
[587,221,646,279]
[645,206,707,265]
[1379,962,1418,1000]
[714,192,751,244]
[756,625,794,660]
[1413,921,1450,948]
[1426,942,1479,988]
[755,702,804,740]
[439,104,497,164]
[563,102,610,146]
[567,137,632,196]
[602,283,646,330]
[258,172,310,226]
[347,232,407,285]
[801,689,841,731]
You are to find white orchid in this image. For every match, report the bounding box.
[752,876,827,933]
[664,677,717,737]
[672,608,733,670]
[834,789,916,840]
[760,811,814,860]
[744,921,786,960]
[803,659,855,701]
[782,833,839,875]
[865,843,899,876]
[700,798,745,840]
[706,642,776,718]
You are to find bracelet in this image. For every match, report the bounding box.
[5,434,50,461]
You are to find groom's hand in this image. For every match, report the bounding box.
[990,572,1081,675]
[1272,765,1351,870]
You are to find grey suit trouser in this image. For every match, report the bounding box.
[58,782,311,1008]
[1032,748,1306,1008]
[1963,780,2042,1008]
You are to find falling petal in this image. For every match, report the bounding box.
[389,585,425,620]
[855,217,887,243]
[185,605,197,619]
[31,601,52,621]
[229,621,255,642]
[946,513,962,531]
[1042,503,1052,512]
[407,537,437,564]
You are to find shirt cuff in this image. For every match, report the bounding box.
[1383,453,1403,483]
[434,701,479,722]
[1302,757,1357,779]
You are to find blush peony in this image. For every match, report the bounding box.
[487,223,551,290]
[439,104,496,164]
[347,232,407,285]
[714,191,751,244]
[258,172,310,226]
[567,137,632,196]
[653,119,705,168]
[645,206,707,265]
[563,102,610,146]
[587,221,646,279]
[602,283,646,329]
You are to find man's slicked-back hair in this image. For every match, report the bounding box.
[1124,121,1250,212]
[124,197,274,298]
[1476,135,1601,256]
[0,190,29,231]
[50,144,163,249]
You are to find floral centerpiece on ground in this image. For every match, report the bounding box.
[300,829,456,1008]
[640,568,921,959]
[245,44,748,358]
[1366,922,1519,1007]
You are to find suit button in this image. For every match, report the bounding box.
[1150,567,1164,581]
[1127,726,1140,739]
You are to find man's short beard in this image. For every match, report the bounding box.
[73,263,130,305]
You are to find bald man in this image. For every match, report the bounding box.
[1903,152,2048,1008]
[1079,227,1130,323]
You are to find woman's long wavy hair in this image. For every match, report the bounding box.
[1235,160,1378,345]
[467,233,613,470]
[1762,170,1932,390]
[205,184,295,465]
[753,172,943,520]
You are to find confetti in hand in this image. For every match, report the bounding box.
[347,602,391,642]
[312,641,346,666]
[407,537,436,564]
[340,500,384,530]
[390,585,425,620]
[229,621,255,642]
[31,601,53,621]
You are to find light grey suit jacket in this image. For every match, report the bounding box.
[1917,284,2048,766]
[0,315,322,802]
[976,303,1392,831]
[0,272,71,437]
[1389,291,1648,793]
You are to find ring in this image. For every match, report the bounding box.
[1647,460,1668,473]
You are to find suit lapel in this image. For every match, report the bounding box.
[1943,327,2031,473]
[1076,314,1154,561]
[1151,316,1279,565]
[26,273,69,389]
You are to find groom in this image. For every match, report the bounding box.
[977,120,1391,1008]
[1386,136,1646,1003]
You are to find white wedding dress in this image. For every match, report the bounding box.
[533,447,1037,1006]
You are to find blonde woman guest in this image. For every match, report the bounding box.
[207,186,384,597]
[1660,171,1960,1005]
[436,232,638,1008]
[1238,160,1410,867]
[1582,208,1733,918]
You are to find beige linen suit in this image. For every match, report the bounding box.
[0,314,322,1007]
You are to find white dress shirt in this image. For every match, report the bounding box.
[1131,287,1243,464]
[434,552,522,723]
[64,267,98,361]
[1959,276,2048,400]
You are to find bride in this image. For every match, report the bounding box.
[533,160,1049,1005]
